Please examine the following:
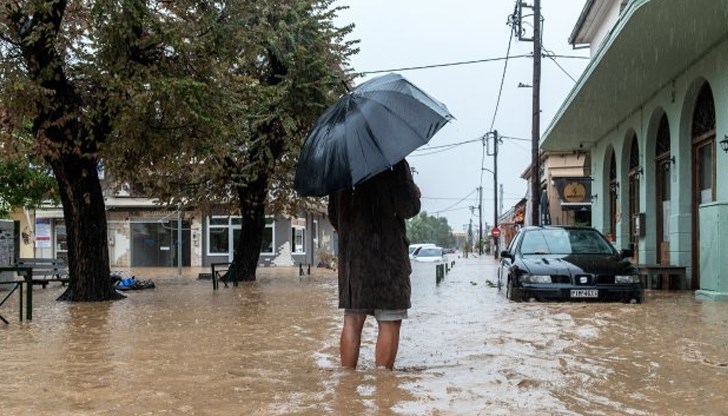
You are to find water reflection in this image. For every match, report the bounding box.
[1,260,727,415]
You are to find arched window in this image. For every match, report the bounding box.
[629,135,639,172]
[692,85,715,138]
[656,114,670,158]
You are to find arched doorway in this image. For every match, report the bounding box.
[655,114,671,264]
[608,151,618,243]
[628,134,640,262]
[691,83,716,290]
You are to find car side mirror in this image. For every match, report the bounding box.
[619,248,634,259]
[500,250,512,260]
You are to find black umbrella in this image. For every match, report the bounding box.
[293,73,453,197]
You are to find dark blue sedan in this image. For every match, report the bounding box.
[498,226,643,303]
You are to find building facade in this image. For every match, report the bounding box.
[542,0,728,300]
[11,197,336,270]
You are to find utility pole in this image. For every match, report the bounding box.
[530,0,542,226]
[515,1,542,226]
[499,184,504,221]
[492,130,499,258]
[478,186,483,255]
[467,218,473,258]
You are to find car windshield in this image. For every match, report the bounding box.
[519,228,615,255]
[418,248,442,257]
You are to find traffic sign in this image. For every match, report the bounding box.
[491,227,501,238]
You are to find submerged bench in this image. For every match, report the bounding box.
[0,266,33,322]
[211,262,235,290]
[635,264,687,290]
[16,258,69,288]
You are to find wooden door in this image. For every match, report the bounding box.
[691,134,715,289]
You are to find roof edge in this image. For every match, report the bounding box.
[568,0,596,45]
[542,0,650,150]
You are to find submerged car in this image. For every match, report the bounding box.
[412,246,446,263]
[409,243,436,259]
[498,226,642,303]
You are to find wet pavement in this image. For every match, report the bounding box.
[1,256,727,415]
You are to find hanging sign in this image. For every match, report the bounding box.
[554,177,592,210]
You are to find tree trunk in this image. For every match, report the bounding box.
[227,48,288,282]
[230,174,268,282]
[17,0,120,301]
[54,157,123,301]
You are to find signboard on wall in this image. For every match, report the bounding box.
[554,177,592,210]
[35,218,51,248]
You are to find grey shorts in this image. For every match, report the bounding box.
[344,309,408,321]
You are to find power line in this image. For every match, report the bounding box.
[422,196,476,201]
[357,53,587,76]
[489,25,515,132]
[543,49,577,82]
[409,132,528,158]
[359,54,531,75]
[521,18,586,83]
[434,206,474,215]
[436,188,478,215]
[412,137,482,153]
[500,135,530,141]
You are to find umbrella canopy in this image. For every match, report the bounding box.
[293,73,453,197]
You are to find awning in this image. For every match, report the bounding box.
[542,0,728,152]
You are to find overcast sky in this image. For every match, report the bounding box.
[335,0,590,234]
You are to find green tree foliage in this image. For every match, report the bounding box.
[103,0,357,281]
[1,0,126,301]
[406,211,456,249]
[0,0,356,296]
[0,157,58,217]
[0,127,58,216]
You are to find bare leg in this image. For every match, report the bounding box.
[340,314,367,369]
[375,320,402,370]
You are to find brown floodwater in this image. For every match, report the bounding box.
[1,257,727,415]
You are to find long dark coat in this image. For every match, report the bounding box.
[328,159,421,310]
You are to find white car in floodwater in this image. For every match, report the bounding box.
[409,243,436,259]
[411,246,446,263]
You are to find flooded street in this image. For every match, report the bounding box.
[1,256,728,415]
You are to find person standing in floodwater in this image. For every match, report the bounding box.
[328,159,421,370]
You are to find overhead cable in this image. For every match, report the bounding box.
[436,188,478,215]
[358,52,586,76]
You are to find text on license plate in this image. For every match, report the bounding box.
[571,289,598,298]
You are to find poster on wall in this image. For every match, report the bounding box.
[35,218,51,248]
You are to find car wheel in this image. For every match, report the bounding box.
[506,277,519,302]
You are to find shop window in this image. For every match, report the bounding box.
[208,215,275,256]
[291,218,306,254]
[261,217,274,254]
[208,216,232,255]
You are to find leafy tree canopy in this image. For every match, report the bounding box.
[100,0,358,217]
[0,126,58,217]
[406,211,456,249]
[0,157,58,217]
[0,0,359,292]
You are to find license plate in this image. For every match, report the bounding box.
[571,289,598,298]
